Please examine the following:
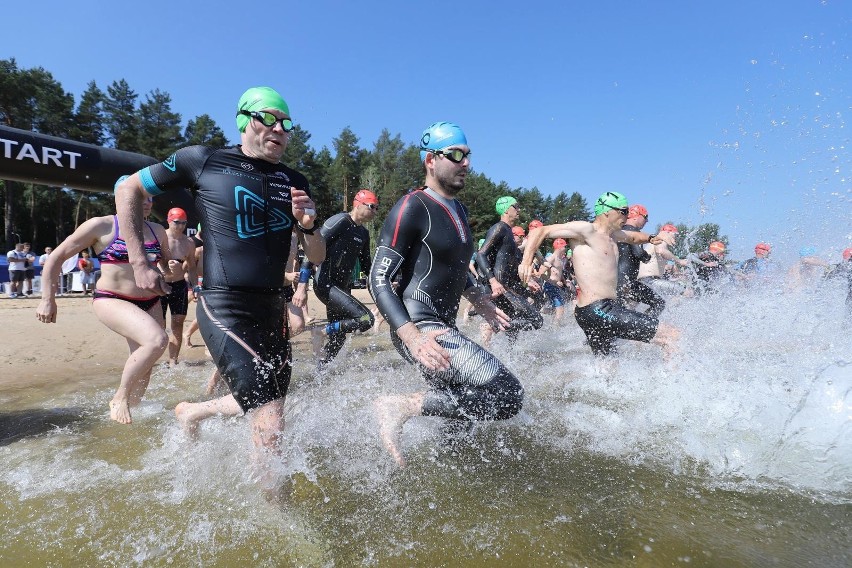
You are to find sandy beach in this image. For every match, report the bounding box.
[0,288,377,391]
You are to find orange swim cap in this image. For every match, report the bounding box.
[709,241,726,254]
[511,226,525,237]
[166,208,187,222]
[353,189,378,205]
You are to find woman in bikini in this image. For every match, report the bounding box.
[36,195,174,424]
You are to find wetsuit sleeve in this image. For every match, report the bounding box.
[359,232,372,276]
[476,224,502,280]
[319,212,350,241]
[137,145,213,195]
[369,193,421,331]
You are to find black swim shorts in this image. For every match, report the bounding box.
[574,298,658,356]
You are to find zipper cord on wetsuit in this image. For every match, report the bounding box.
[262,173,271,266]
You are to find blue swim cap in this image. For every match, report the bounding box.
[419,122,467,162]
[799,246,817,257]
[236,87,290,132]
[113,175,130,192]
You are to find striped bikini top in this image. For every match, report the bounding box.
[97,215,162,264]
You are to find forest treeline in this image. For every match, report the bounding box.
[0,58,727,257]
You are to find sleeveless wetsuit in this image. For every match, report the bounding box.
[370,187,523,421]
[476,221,543,337]
[617,224,664,317]
[139,145,307,411]
[302,212,374,365]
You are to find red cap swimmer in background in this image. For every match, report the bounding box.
[842,248,852,261]
[512,226,526,238]
[628,204,648,220]
[553,238,567,250]
[528,220,543,231]
[755,242,771,257]
[353,189,378,207]
[167,208,188,223]
[660,223,679,233]
[709,241,726,255]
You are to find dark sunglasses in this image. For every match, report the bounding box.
[425,148,471,164]
[238,110,294,132]
[171,220,188,224]
[361,202,378,210]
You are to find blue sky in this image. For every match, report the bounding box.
[3,1,850,260]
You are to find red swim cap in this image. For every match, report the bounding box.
[755,242,771,255]
[553,238,567,250]
[166,208,187,222]
[660,223,678,233]
[511,226,525,237]
[628,204,648,218]
[709,241,726,254]
[528,220,543,231]
[843,248,852,261]
[353,189,378,205]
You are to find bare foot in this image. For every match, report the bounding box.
[109,399,132,424]
[174,401,200,440]
[373,396,410,467]
[204,370,222,397]
[184,333,193,347]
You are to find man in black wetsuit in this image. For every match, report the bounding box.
[616,204,665,318]
[304,188,377,367]
[115,86,325,463]
[476,195,544,343]
[370,121,523,467]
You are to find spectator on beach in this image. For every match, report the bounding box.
[22,243,36,295]
[6,243,27,298]
[38,246,53,267]
[77,250,97,295]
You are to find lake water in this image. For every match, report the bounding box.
[1,277,849,566]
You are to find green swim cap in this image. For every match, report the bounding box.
[594,191,629,217]
[496,196,518,215]
[236,87,290,132]
[478,238,485,248]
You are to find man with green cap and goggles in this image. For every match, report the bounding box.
[519,191,679,358]
[476,195,544,345]
[114,86,325,485]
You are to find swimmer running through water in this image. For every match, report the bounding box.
[36,191,174,424]
[519,191,680,359]
[115,86,324,471]
[370,121,522,467]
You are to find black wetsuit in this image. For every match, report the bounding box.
[303,212,374,365]
[370,187,523,421]
[692,252,729,294]
[476,221,543,338]
[617,225,664,317]
[140,145,308,411]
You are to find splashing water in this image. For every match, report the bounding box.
[0,277,849,565]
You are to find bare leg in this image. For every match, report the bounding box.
[373,392,425,467]
[287,302,305,337]
[174,394,243,439]
[652,322,681,360]
[167,314,186,365]
[204,367,224,396]
[479,321,494,346]
[184,319,199,347]
[93,298,168,424]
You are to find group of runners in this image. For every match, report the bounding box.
[33,85,852,478]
